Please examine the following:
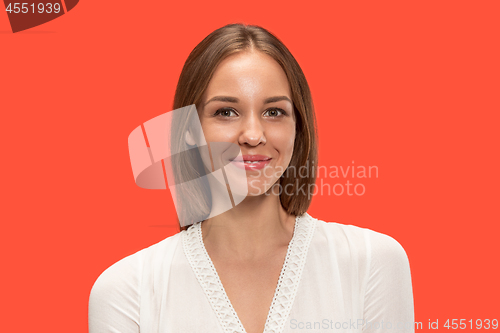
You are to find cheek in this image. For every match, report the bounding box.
[201,121,238,142]
[269,123,296,159]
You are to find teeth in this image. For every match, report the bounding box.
[231,159,270,163]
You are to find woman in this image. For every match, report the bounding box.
[89,23,414,333]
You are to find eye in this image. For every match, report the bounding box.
[264,108,287,117]
[213,108,238,117]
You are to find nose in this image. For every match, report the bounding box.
[238,112,266,147]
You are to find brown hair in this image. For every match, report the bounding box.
[171,23,318,231]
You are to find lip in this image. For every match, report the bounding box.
[230,154,272,170]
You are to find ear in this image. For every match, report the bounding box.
[185,130,196,146]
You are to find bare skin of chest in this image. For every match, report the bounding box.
[210,248,288,333]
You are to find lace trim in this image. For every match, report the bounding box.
[183,221,246,332]
[182,213,317,333]
[263,213,316,333]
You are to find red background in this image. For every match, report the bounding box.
[1,1,499,331]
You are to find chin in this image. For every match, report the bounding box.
[246,178,278,197]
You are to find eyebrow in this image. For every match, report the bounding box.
[204,95,292,106]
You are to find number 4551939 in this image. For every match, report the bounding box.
[444,319,498,330]
[6,3,62,14]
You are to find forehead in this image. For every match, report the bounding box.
[203,51,291,99]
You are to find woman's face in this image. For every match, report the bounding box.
[196,50,296,197]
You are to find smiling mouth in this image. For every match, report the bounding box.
[230,156,272,163]
[229,155,273,170]
[241,160,270,164]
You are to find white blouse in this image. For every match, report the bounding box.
[88,213,414,332]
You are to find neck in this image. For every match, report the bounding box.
[201,185,296,262]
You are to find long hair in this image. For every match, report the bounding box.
[171,23,318,231]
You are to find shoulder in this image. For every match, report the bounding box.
[310,214,410,267]
[307,215,414,322]
[89,232,183,306]
[89,232,184,331]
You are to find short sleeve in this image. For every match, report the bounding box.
[362,230,414,332]
[88,253,141,333]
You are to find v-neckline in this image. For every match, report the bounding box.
[182,212,317,333]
